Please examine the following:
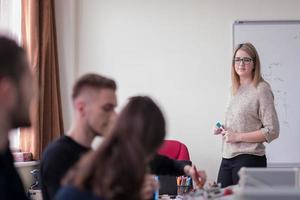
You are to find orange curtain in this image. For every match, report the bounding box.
[20,0,64,160]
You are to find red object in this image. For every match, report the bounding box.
[223,188,233,196]
[158,140,190,160]
[13,152,33,162]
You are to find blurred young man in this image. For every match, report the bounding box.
[0,36,35,200]
[41,74,117,200]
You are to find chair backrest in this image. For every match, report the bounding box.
[157,140,191,195]
[158,140,190,161]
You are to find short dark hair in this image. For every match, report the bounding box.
[72,73,117,100]
[0,36,27,82]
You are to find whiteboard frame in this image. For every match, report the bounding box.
[233,20,300,49]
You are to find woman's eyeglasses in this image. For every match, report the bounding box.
[233,57,253,65]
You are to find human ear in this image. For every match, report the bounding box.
[74,99,87,117]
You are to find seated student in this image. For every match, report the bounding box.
[40,74,118,200]
[41,74,206,200]
[54,96,166,200]
[0,36,35,200]
[151,154,206,189]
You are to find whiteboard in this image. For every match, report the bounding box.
[233,21,300,165]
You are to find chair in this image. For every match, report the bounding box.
[157,140,191,196]
[158,140,190,161]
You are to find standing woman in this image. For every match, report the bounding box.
[54,96,166,200]
[214,43,279,188]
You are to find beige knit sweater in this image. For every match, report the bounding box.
[223,81,280,159]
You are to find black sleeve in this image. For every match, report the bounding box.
[41,137,89,200]
[40,145,73,200]
[0,147,28,200]
[149,154,192,176]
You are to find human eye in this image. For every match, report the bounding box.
[243,57,252,63]
[233,57,241,62]
[102,104,114,112]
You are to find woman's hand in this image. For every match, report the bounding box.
[185,165,207,189]
[213,123,225,135]
[213,126,224,135]
[223,131,241,143]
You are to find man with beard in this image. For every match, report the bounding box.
[40,73,117,200]
[0,36,35,200]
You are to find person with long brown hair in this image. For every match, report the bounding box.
[54,96,166,200]
[214,43,279,187]
[41,73,205,200]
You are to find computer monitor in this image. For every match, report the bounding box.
[159,175,177,196]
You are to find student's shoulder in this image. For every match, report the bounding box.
[256,80,272,93]
[41,135,71,160]
[45,135,71,150]
[255,81,275,101]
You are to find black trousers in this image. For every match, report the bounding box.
[217,154,267,188]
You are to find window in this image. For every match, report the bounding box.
[0,0,21,42]
[0,0,22,150]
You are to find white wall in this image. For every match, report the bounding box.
[55,0,300,181]
[55,0,78,130]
